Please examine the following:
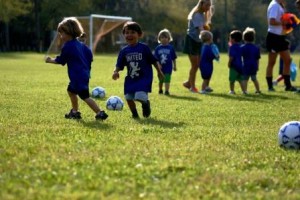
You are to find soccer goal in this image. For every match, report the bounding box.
[46,14,132,56]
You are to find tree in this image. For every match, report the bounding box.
[0,0,32,50]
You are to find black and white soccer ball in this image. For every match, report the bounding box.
[106,96,124,111]
[278,121,300,149]
[91,86,105,98]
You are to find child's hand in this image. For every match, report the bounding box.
[112,71,119,80]
[45,56,51,63]
[158,71,164,81]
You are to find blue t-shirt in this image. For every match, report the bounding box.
[241,43,261,75]
[200,43,219,78]
[55,39,93,92]
[154,44,177,74]
[116,42,157,94]
[229,43,243,73]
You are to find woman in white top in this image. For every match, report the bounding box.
[266,0,296,91]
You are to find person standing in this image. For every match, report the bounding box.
[241,27,261,94]
[154,28,177,95]
[182,0,213,93]
[266,0,297,91]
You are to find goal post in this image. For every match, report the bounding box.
[46,14,132,56]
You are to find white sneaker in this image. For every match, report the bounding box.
[205,87,213,92]
[228,91,236,94]
[199,90,207,94]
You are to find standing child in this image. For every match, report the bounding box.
[228,30,246,94]
[241,27,261,94]
[45,17,108,120]
[112,21,164,118]
[154,28,177,95]
[199,30,219,94]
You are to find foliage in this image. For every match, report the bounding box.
[0,0,32,23]
[1,53,300,199]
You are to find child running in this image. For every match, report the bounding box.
[45,17,108,120]
[241,27,261,94]
[199,30,219,94]
[154,28,177,95]
[112,21,164,118]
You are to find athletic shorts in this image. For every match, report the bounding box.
[243,74,257,81]
[159,73,171,83]
[229,68,243,82]
[183,35,202,55]
[266,32,289,53]
[67,85,90,100]
[125,91,148,102]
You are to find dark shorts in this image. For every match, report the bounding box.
[183,35,202,55]
[266,32,289,53]
[67,85,90,100]
[229,68,243,82]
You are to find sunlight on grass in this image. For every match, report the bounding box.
[1,52,300,199]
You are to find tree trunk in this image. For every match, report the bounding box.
[5,22,10,51]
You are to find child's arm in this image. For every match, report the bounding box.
[173,60,177,71]
[45,56,58,64]
[153,61,164,81]
[228,57,233,68]
[112,67,121,80]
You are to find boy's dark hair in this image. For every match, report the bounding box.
[122,21,143,35]
[243,27,255,42]
[230,30,242,43]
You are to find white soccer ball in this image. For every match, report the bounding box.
[91,86,105,98]
[278,121,300,149]
[106,96,124,111]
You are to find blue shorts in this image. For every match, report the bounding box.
[67,85,90,100]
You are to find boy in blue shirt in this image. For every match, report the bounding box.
[112,21,164,118]
[228,30,246,94]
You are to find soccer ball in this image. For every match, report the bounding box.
[106,96,124,111]
[278,121,300,149]
[91,86,105,98]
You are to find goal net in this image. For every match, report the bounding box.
[46,14,132,56]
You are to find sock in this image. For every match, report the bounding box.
[283,75,292,89]
[131,108,139,117]
[266,77,273,89]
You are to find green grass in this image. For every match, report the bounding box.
[1,52,300,199]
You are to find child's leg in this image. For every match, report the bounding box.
[165,83,170,92]
[83,97,101,113]
[127,100,139,118]
[159,81,163,93]
[68,90,79,111]
[164,74,171,94]
[135,91,151,118]
[230,82,235,92]
[253,80,260,92]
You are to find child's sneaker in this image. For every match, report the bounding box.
[199,90,207,94]
[95,111,108,120]
[228,91,236,95]
[65,109,82,119]
[268,87,275,92]
[189,87,199,93]
[183,82,190,89]
[255,90,262,94]
[159,90,163,94]
[164,91,170,95]
[285,86,298,91]
[205,87,213,92]
[142,100,151,118]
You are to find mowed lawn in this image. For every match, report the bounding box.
[1,52,300,199]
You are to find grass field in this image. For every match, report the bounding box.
[1,52,300,199]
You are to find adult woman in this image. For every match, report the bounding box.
[266,0,296,91]
[182,0,213,93]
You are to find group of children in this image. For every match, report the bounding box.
[45,16,265,120]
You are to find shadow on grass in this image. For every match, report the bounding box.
[77,120,113,130]
[208,92,290,102]
[164,94,201,102]
[134,117,186,129]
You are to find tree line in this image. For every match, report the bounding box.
[0,0,299,52]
